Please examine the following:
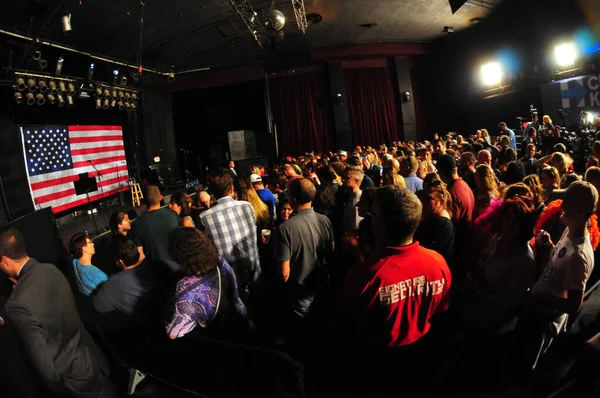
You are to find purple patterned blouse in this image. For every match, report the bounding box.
[166,259,247,339]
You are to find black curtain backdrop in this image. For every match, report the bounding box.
[172,79,269,176]
[0,86,139,220]
[344,67,399,147]
[270,71,332,157]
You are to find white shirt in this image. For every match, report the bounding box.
[532,227,595,334]
[343,190,363,233]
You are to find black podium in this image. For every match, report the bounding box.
[73,173,101,235]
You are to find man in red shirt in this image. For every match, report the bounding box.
[342,185,452,347]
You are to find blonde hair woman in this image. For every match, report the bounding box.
[474,164,500,218]
[540,166,561,204]
[238,179,270,229]
[481,129,491,145]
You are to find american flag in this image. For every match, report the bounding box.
[20,125,130,214]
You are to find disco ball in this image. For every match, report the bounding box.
[265,9,285,31]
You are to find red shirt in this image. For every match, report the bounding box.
[342,243,452,347]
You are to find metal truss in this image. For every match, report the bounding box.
[291,0,308,34]
[229,0,270,49]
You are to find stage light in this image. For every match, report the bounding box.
[61,14,72,33]
[16,77,26,91]
[132,72,139,82]
[111,89,117,98]
[95,98,102,109]
[125,102,131,110]
[87,63,95,81]
[14,92,23,104]
[66,94,74,107]
[113,69,119,85]
[57,94,65,107]
[555,43,577,67]
[168,72,175,82]
[103,89,111,98]
[102,98,110,109]
[36,93,45,105]
[59,81,66,93]
[110,99,116,108]
[49,80,57,94]
[120,75,127,85]
[587,112,596,124]
[26,93,35,105]
[28,78,37,92]
[481,62,503,86]
[32,50,41,61]
[47,94,56,105]
[131,102,137,110]
[118,91,124,100]
[38,79,48,93]
[131,93,138,102]
[67,83,75,93]
[95,87,103,97]
[117,101,125,110]
[55,56,64,76]
[38,58,48,70]
[124,92,131,101]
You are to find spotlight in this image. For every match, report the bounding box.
[38,79,48,93]
[61,14,72,33]
[38,58,48,70]
[131,102,137,110]
[32,50,41,61]
[36,93,45,105]
[67,82,75,93]
[55,56,64,76]
[102,98,110,109]
[168,72,175,82]
[481,62,503,86]
[14,92,23,104]
[125,102,131,110]
[112,69,119,85]
[26,93,35,105]
[28,78,37,92]
[555,43,577,68]
[124,93,131,101]
[103,89,111,98]
[118,91,124,100]
[47,94,56,105]
[59,81,66,93]
[95,98,102,109]
[120,75,127,86]
[131,93,138,102]
[117,100,125,110]
[87,63,95,81]
[132,72,139,82]
[49,80,57,94]
[95,87,103,97]
[16,77,26,91]
[66,94,74,107]
[110,98,117,108]
[57,94,65,107]
[111,89,117,98]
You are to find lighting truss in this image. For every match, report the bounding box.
[292,0,308,34]
[229,0,269,49]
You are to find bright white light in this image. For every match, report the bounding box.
[555,43,577,67]
[481,62,503,86]
[587,112,596,124]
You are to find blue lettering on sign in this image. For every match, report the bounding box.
[561,81,586,104]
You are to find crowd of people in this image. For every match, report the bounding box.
[4,120,600,396]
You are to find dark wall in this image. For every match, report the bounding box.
[422,0,589,137]
[172,79,271,176]
[0,85,140,220]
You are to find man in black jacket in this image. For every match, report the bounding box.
[0,228,117,397]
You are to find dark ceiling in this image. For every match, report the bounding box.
[0,0,504,73]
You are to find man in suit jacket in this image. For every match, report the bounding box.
[0,228,117,397]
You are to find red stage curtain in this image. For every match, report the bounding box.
[271,71,332,157]
[344,67,399,147]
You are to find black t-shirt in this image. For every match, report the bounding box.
[132,208,179,262]
[414,216,454,264]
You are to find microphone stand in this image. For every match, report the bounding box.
[87,160,108,231]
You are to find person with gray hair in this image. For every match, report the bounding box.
[342,185,452,347]
[342,166,365,233]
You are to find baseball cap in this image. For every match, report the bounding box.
[250,174,262,183]
[565,181,599,216]
[436,154,457,172]
[338,150,348,157]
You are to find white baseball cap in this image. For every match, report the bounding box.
[250,174,262,183]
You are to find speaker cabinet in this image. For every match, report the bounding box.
[228,130,257,161]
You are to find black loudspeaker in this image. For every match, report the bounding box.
[228,130,257,161]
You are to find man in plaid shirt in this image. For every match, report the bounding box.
[199,169,260,294]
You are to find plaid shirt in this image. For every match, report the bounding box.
[199,196,260,286]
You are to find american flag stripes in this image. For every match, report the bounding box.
[20,125,130,214]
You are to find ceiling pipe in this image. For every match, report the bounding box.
[0,27,170,76]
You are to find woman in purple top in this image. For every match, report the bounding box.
[166,227,247,339]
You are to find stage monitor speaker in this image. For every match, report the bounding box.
[228,130,257,161]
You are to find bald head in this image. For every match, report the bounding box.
[288,178,316,206]
[477,150,492,166]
